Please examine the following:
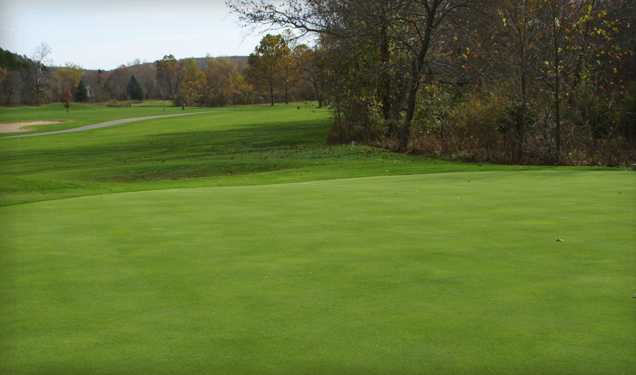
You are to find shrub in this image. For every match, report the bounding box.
[328,97,383,144]
[411,84,455,155]
[411,87,519,162]
[621,82,636,141]
[105,100,133,107]
[450,92,515,162]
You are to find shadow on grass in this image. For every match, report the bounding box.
[0,119,330,181]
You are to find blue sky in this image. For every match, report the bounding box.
[0,0,266,70]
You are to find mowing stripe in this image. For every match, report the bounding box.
[3,111,212,139]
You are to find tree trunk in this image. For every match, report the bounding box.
[398,4,437,152]
[269,80,274,106]
[284,81,289,104]
[515,0,529,164]
[379,22,392,121]
[314,81,322,108]
[399,31,434,151]
[400,76,420,151]
[553,3,562,164]
[516,58,528,164]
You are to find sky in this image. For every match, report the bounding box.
[0,0,267,70]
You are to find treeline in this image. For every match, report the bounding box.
[153,39,321,107]
[0,40,321,108]
[231,0,636,165]
[0,45,51,105]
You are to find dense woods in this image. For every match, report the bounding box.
[230,0,635,165]
[0,42,319,109]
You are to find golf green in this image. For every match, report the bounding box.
[1,169,634,375]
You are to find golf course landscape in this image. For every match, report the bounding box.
[1,103,634,375]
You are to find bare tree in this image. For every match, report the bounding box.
[30,42,52,105]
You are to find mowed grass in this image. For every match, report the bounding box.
[0,101,206,135]
[1,103,634,375]
[0,103,545,206]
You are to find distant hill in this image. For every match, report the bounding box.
[80,56,249,75]
[0,48,34,70]
[0,46,248,73]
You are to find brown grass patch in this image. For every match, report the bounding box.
[0,121,63,134]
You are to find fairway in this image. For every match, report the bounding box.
[0,102,207,136]
[0,104,542,207]
[1,104,635,375]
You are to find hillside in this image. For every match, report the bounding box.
[0,48,34,70]
[78,56,249,75]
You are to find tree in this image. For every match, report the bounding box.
[292,44,326,106]
[246,34,290,106]
[393,1,474,150]
[30,42,51,105]
[105,65,130,100]
[177,59,205,107]
[229,71,255,104]
[0,48,31,70]
[493,0,543,162]
[132,62,160,99]
[62,88,72,112]
[74,79,89,102]
[155,54,179,100]
[544,0,566,163]
[127,75,144,101]
[202,58,244,106]
[82,69,111,102]
[230,0,473,148]
[54,63,83,101]
[531,0,629,162]
[280,34,299,104]
[231,0,634,164]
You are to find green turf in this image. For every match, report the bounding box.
[1,103,634,375]
[1,171,634,375]
[0,103,556,206]
[0,101,206,135]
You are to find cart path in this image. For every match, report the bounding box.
[4,111,211,139]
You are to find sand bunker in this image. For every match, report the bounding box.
[0,121,63,134]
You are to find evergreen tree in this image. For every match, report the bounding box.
[127,75,144,101]
[74,79,88,102]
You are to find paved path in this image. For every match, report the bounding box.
[4,111,210,139]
